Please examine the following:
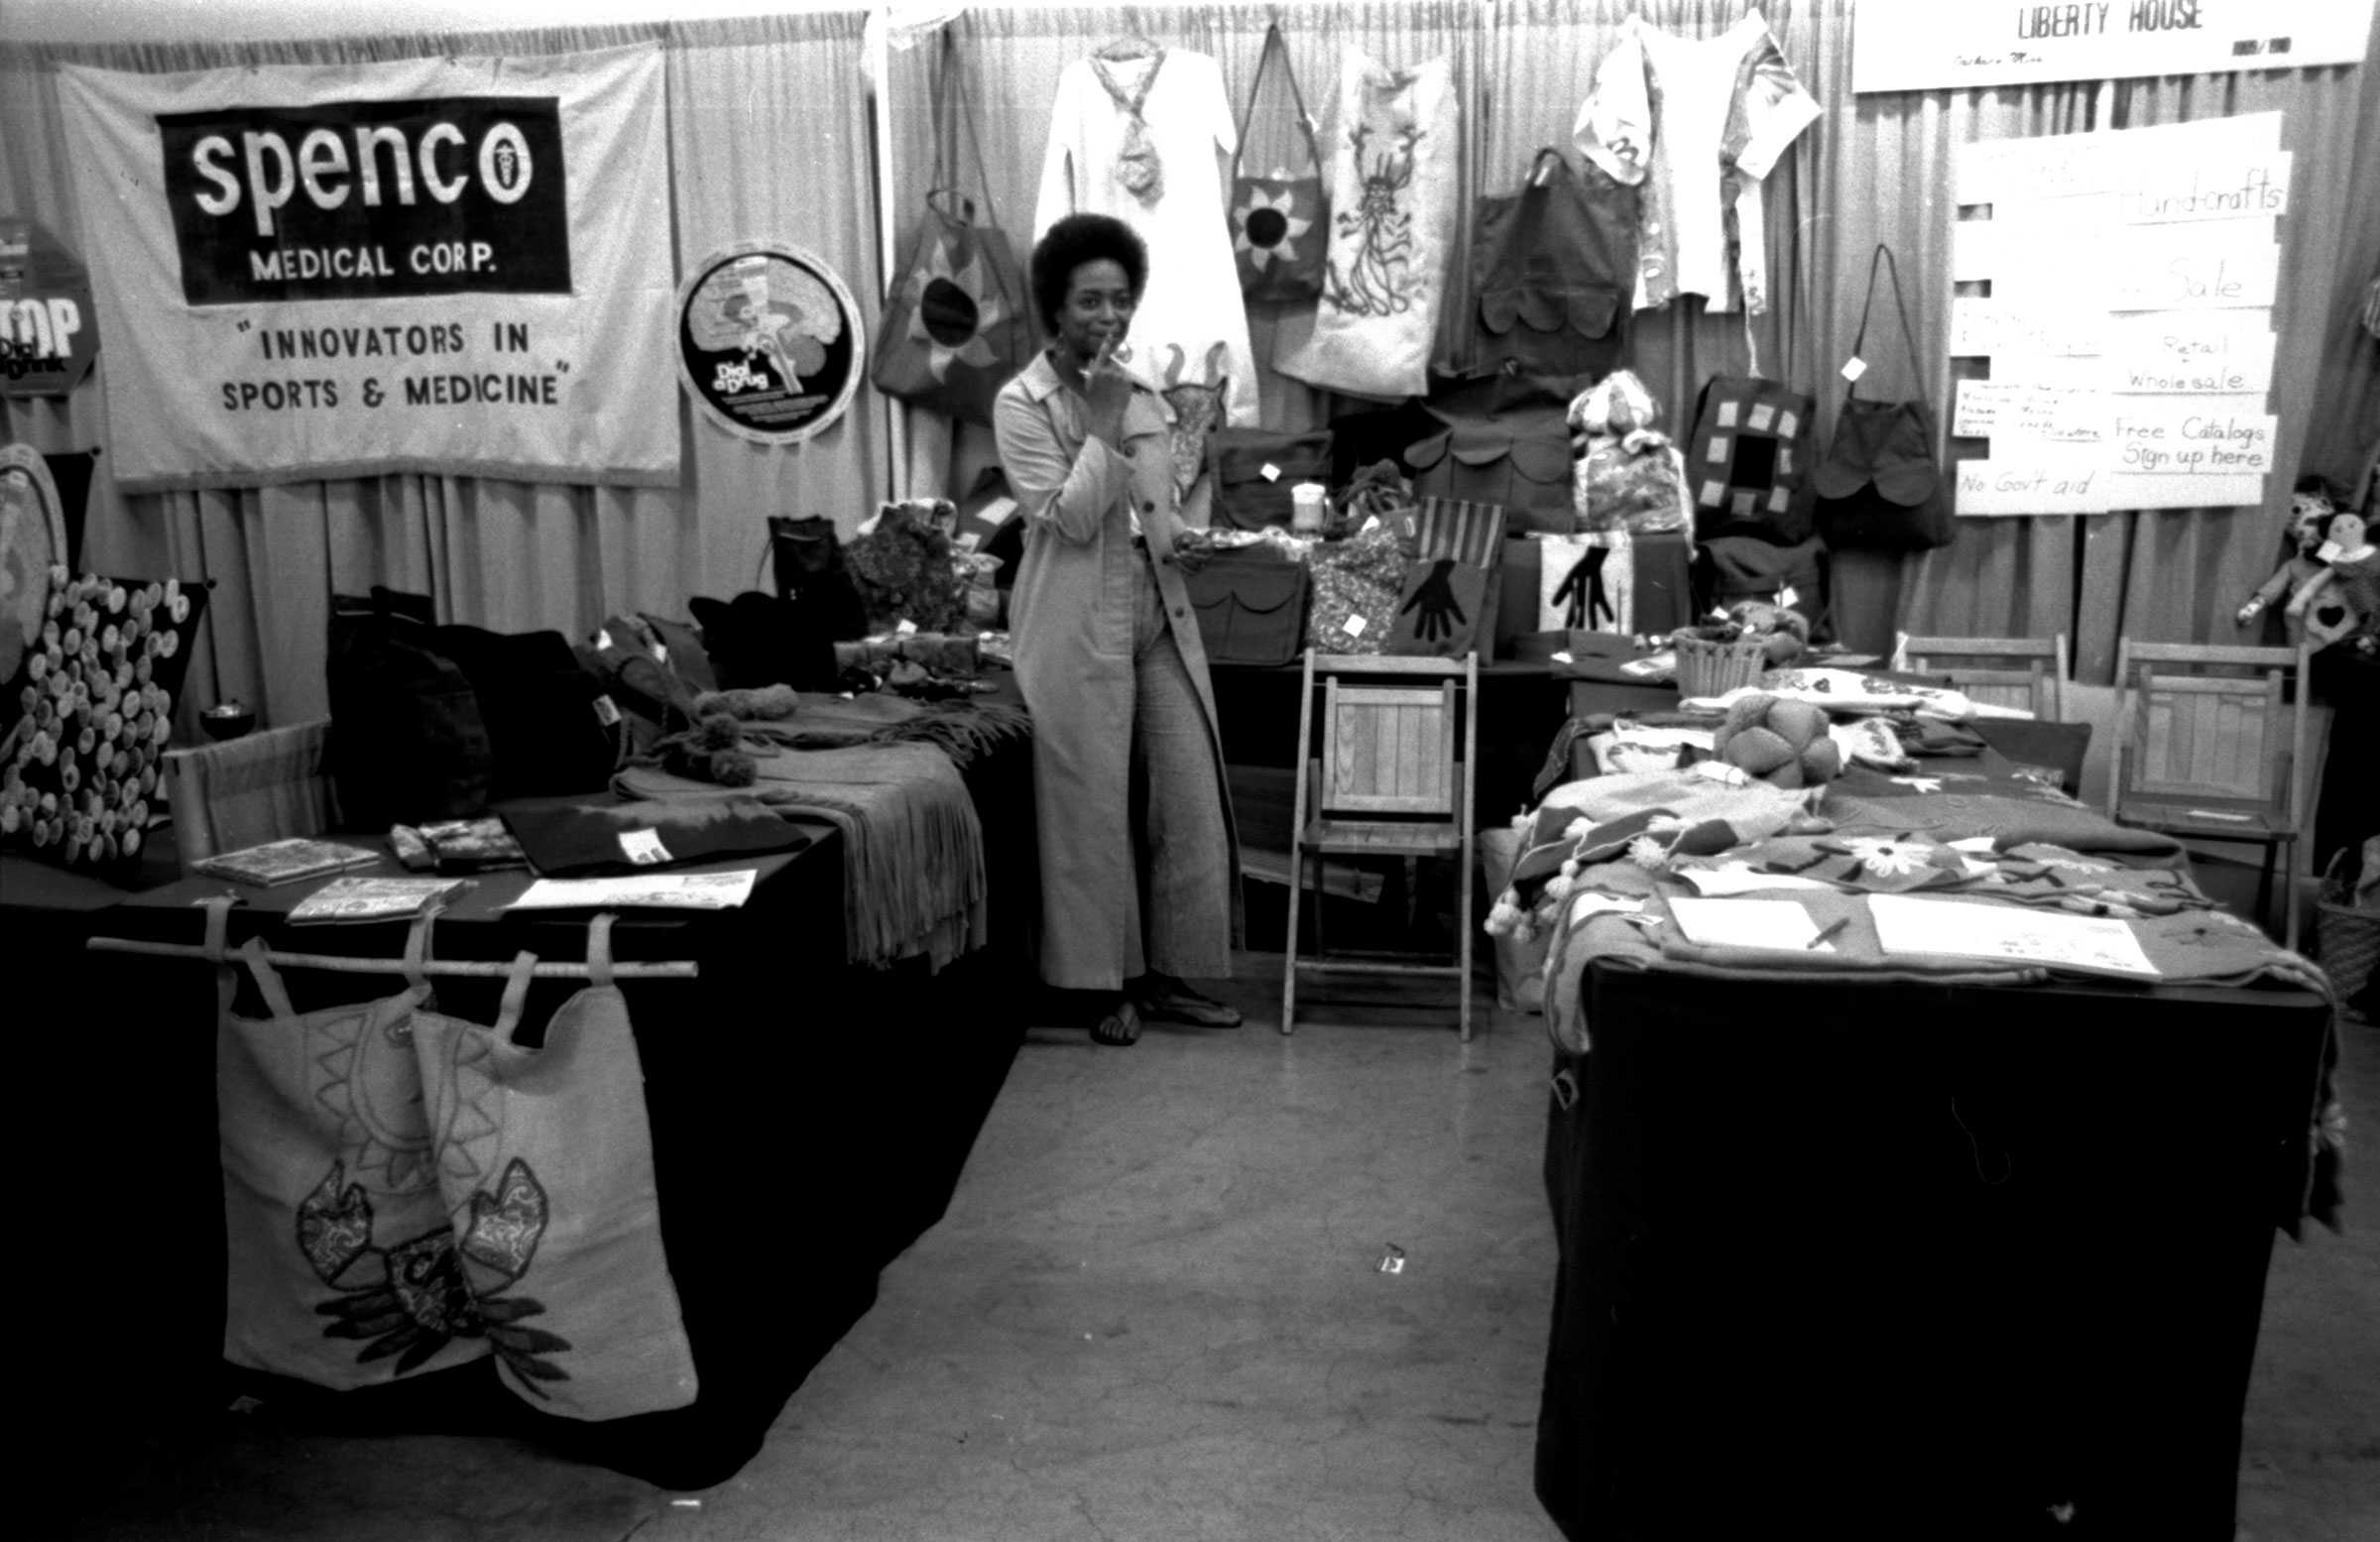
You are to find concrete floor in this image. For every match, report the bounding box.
[46,962,2380,1542]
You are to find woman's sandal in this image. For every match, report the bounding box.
[1090,999,1142,1047]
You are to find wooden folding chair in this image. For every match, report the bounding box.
[2106,640,2313,951]
[1899,633,2069,720]
[1281,650,1479,1039]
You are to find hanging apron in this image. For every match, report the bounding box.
[1276,50,1460,401]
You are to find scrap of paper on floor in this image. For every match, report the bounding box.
[1667,896,1830,950]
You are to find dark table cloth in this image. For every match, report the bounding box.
[11,702,1038,1491]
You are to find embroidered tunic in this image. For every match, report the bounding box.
[1034,49,1261,425]
[1573,10,1820,315]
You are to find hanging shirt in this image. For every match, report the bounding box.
[1035,48,1261,426]
[1573,10,1820,315]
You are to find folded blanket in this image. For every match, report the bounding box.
[504,794,811,877]
[615,742,986,971]
[742,691,1032,773]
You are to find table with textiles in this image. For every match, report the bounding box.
[1514,745,2343,1540]
[18,684,1039,1492]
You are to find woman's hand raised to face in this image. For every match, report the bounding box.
[1083,338,1134,449]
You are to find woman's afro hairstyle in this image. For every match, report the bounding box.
[1029,213,1149,334]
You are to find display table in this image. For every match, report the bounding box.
[1520,736,2333,1539]
[1535,962,2331,1541]
[12,704,1038,1491]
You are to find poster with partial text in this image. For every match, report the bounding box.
[1852,0,2375,93]
[1948,113,2290,517]
[57,45,676,493]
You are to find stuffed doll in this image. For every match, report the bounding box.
[1568,370,1693,545]
[2237,487,2336,638]
[2286,510,2379,653]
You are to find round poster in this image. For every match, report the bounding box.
[674,241,865,445]
[0,443,68,687]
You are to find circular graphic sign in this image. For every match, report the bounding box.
[0,443,69,687]
[674,241,865,445]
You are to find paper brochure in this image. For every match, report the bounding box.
[1667,897,1830,952]
[510,871,759,911]
[1867,894,2160,979]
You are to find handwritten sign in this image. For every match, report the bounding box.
[1951,114,2285,516]
[1955,460,2266,517]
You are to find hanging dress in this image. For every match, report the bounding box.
[1275,50,1461,401]
[1034,47,1262,426]
[1572,10,1820,315]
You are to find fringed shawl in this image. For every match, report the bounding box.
[615,741,987,972]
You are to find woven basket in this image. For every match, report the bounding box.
[2315,854,2380,1014]
[1671,630,1769,699]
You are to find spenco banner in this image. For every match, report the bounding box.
[58,45,676,492]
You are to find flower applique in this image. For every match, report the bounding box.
[1234,181,1314,271]
[1838,836,1927,879]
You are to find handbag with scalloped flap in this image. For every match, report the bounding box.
[1469,149,1634,378]
[1812,245,1951,550]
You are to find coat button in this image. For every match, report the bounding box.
[1171,605,1187,619]
[1140,500,1156,514]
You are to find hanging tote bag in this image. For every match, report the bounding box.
[1684,374,1819,545]
[213,905,467,1389]
[870,38,1034,426]
[1275,50,1461,400]
[1470,149,1635,379]
[1812,245,1951,551]
[409,915,698,1421]
[1229,23,1331,302]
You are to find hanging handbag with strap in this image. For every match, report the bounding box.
[1229,23,1330,302]
[870,36,1033,426]
[1469,149,1635,378]
[1813,244,1950,551]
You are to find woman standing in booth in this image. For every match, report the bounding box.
[993,213,1242,1045]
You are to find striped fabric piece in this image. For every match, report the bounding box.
[1413,497,1508,567]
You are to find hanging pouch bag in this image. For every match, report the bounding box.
[870,36,1033,426]
[1812,244,1950,550]
[1230,23,1331,302]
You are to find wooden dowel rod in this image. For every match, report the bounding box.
[85,935,698,980]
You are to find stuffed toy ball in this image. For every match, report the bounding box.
[1713,693,1842,788]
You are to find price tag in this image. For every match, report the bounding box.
[1260,462,1282,482]
[592,694,622,727]
[1778,585,1800,609]
[2319,540,2346,564]
[1360,516,1381,534]
[1840,356,1867,384]
[618,827,672,865]
[895,619,919,636]
[1342,613,1368,638]
[594,628,615,651]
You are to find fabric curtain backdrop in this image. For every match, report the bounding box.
[1,12,887,732]
[888,1,1482,509]
[9,1,2376,712]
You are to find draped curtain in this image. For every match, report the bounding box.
[1,11,886,731]
[5,0,2375,728]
